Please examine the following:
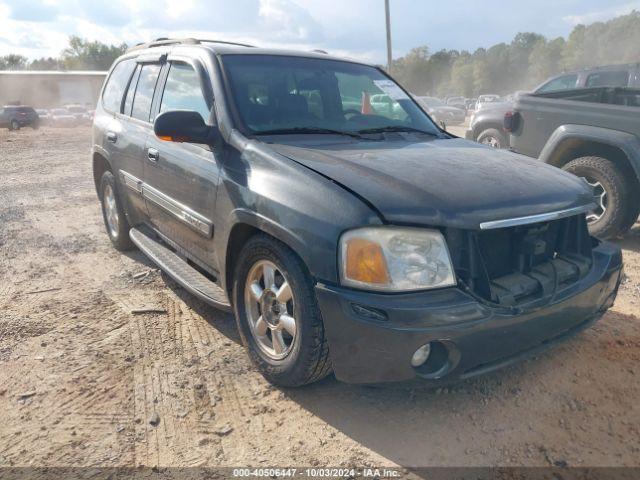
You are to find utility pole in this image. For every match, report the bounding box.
[385,0,392,72]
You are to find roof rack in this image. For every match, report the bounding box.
[127,37,256,53]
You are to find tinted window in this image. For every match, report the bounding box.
[537,74,578,93]
[222,54,437,135]
[160,63,210,121]
[123,65,141,116]
[103,59,136,113]
[586,71,629,88]
[131,64,161,122]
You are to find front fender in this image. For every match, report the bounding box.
[540,124,640,180]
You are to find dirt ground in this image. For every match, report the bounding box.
[0,125,639,471]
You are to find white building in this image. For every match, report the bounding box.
[0,70,107,108]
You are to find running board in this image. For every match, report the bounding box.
[129,227,231,312]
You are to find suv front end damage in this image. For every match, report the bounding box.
[316,213,622,384]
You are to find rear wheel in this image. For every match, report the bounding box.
[477,128,506,149]
[232,234,331,387]
[563,156,634,239]
[99,171,135,251]
[10,120,20,131]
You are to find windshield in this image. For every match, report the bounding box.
[221,55,440,136]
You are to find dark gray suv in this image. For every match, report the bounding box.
[92,38,622,386]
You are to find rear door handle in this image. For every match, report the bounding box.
[106,131,117,143]
[147,147,160,163]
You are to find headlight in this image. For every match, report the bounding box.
[339,227,456,292]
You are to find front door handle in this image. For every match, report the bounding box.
[106,131,117,143]
[147,148,159,163]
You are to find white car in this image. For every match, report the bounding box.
[50,108,78,127]
[476,94,501,111]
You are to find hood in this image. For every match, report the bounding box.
[270,137,593,229]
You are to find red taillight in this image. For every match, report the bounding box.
[503,111,515,132]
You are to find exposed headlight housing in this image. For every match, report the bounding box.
[339,227,456,292]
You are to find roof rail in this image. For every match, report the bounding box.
[126,37,255,53]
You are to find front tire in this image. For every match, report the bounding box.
[10,120,20,131]
[99,171,135,251]
[563,156,633,239]
[232,234,331,387]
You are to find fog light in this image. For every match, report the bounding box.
[411,343,431,367]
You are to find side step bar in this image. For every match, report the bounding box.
[129,227,231,312]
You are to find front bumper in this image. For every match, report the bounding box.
[315,241,622,384]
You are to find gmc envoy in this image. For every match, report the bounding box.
[92,38,622,386]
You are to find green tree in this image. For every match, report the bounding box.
[449,55,474,97]
[528,37,566,87]
[0,54,28,70]
[61,36,127,70]
[391,46,430,93]
[29,57,64,71]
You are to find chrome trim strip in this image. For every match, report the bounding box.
[141,183,213,237]
[120,170,143,194]
[479,204,594,230]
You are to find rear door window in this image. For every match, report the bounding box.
[159,63,210,121]
[585,71,630,88]
[131,64,161,122]
[102,59,136,113]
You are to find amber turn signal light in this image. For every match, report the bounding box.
[345,238,390,285]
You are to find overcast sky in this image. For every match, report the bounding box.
[1,0,639,63]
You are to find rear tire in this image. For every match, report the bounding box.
[99,171,135,251]
[563,156,633,239]
[10,120,20,131]
[232,234,332,387]
[477,128,506,148]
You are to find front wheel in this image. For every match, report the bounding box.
[232,234,331,387]
[10,120,20,131]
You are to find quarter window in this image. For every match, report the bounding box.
[131,64,161,122]
[102,59,136,113]
[160,63,210,121]
[537,74,578,93]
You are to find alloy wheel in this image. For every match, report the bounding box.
[481,135,500,148]
[103,184,120,238]
[583,177,608,224]
[244,260,297,360]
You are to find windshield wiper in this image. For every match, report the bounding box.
[356,126,439,136]
[254,127,367,139]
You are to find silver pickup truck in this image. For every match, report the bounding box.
[508,87,640,239]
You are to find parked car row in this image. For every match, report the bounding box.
[36,105,94,127]
[2,104,95,130]
[415,96,466,125]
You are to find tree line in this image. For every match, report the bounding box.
[0,36,127,71]
[390,10,640,97]
[1,10,639,98]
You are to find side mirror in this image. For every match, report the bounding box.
[154,110,214,144]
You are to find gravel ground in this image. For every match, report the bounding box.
[0,126,639,471]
